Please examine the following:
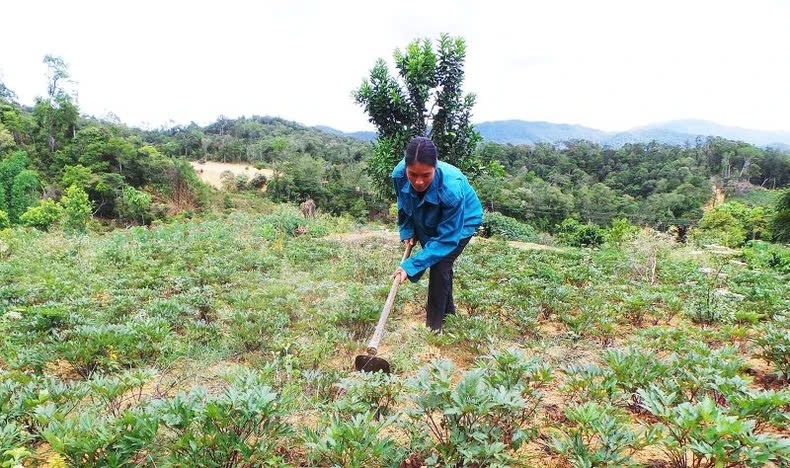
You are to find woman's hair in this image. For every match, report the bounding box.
[405,136,438,167]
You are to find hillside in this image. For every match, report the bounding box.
[326,119,790,148]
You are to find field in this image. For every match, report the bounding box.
[1,200,788,467]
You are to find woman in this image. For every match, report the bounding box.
[391,136,483,331]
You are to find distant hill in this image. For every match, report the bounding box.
[473,120,609,145]
[640,120,790,147]
[319,119,790,148]
[313,125,376,142]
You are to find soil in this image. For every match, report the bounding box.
[189,161,275,189]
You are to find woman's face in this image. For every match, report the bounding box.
[406,162,436,193]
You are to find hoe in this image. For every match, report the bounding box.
[354,242,413,373]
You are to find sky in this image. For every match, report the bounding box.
[1,0,789,133]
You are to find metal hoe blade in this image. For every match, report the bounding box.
[354,354,391,374]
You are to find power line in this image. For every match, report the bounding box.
[488,206,701,226]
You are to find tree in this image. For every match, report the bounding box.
[117,186,151,225]
[34,55,78,163]
[61,185,93,232]
[354,34,484,196]
[0,77,17,103]
[20,199,63,230]
[772,189,790,243]
[9,170,40,223]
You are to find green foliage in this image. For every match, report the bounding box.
[605,217,639,246]
[116,186,151,224]
[771,188,790,242]
[331,285,382,340]
[19,199,62,230]
[639,388,790,467]
[752,317,790,380]
[728,389,790,431]
[0,152,29,212]
[686,260,737,326]
[548,402,655,467]
[304,412,402,468]
[479,211,537,242]
[693,201,772,247]
[7,169,40,223]
[334,372,404,418]
[557,218,605,247]
[58,320,172,378]
[60,185,92,233]
[267,155,326,203]
[741,240,790,273]
[406,349,551,466]
[154,378,292,466]
[258,207,329,238]
[61,164,92,190]
[0,210,9,230]
[354,34,484,196]
[0,423,30,467]
[437,313,501,353]
[42,410,159,467]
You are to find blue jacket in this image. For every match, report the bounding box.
[392,159,483,281]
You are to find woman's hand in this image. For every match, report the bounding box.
[392,266,408,285]
[402,237,416,247]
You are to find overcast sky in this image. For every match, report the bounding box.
[2,0,788,133]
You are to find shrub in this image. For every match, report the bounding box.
[741,240,790,274]
[304,412,402,467]
[639,387,790,467]
[557,218,605,247]
[0,210,9,229]
[480,211,537,242]
[9,170,40,223]
[154,381,291,466]
[19,199,63,231]
[61,185,92,233]
[406,350,551,466]
[771,188,790,242]
[605,217,639,246]
[42,410,159,467]
[0,422,31,466]
[116,186,151,225]
[334,372,404,418]
[219,170,236,191]
[438,314,500,353]
[752,318,790,380]
[249,173,267,189]
[235,173,249,191]
[548,402,655,467]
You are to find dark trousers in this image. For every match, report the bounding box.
[426,236,472,330]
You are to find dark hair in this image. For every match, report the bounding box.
[405,136,438,167]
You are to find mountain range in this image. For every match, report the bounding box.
[316,119,790,149]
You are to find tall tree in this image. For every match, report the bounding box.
[35,55,79,165]
[354,34,485,196]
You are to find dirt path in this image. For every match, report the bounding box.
[190,161,275,189]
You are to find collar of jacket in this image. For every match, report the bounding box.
[400,169,440,206]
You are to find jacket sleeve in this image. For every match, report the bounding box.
[394,178,415,241]
[400,191,464,280]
